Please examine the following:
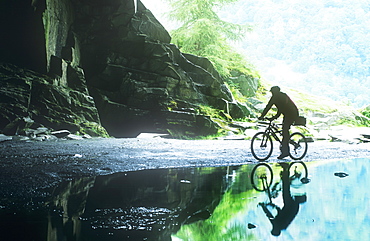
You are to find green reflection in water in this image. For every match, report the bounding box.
[173,159,370,241]
[172,164,266,240]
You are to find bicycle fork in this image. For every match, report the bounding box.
[260,174,273,203]
[261,132,271,148]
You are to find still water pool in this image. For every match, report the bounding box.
[1,158,369,240]
[173,158,370,241]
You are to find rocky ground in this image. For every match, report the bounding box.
[1,133,370,203]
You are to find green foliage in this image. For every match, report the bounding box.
[165,0,255,77]
[195,104,243,138]
[335,112,370,127]
[198,104,240,123]
[172,165,259,240]
[80,122,110,137]
[334,117,365,127]
[219,0,370,107]
[361,108,370,119]
[194,130,229,140]
[224,82,247,103]
[198,104,224,119]
[286,88,339,114]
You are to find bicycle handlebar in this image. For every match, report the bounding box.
[256,118,282,127]
[257,121,271,125]
[259,117,275,121]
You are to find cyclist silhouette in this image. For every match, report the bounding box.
[259,86,299,159]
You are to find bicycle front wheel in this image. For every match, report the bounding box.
[251,163,273,192]
[289,132,308,160]
[251,132,273,161]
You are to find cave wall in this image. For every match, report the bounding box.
[0,0,249,138]
[0,0,47,73]
[0,0,105,137]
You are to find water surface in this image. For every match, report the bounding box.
[0,158,368,241]
[173,158,370,241]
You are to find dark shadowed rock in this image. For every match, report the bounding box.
[334,172,349,178]
[0,0,255,138]
[0,63,108,137]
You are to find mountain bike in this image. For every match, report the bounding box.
[250,119,308,161]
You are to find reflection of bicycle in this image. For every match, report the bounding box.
[251,119,308,161]
[250,162,308,201]
[251,162,309,236]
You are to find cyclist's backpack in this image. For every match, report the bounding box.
[294,116,306,126]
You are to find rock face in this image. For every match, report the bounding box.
[0,63,107,137]
[0,0,252,138]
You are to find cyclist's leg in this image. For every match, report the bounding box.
[280,117,294,156]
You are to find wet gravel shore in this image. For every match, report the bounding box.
[1,137,369,200]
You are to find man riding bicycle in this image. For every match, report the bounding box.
[259,86,299,159]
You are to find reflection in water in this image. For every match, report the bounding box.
[47,167,231,240]
[173,162,310,240]
[256,162,308,236]
[174,159,370,241]
[1,159,370,240]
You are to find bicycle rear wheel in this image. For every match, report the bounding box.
[251,163,273,191]
[251,132,273,161]
[289,132,308,160]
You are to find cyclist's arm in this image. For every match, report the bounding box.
[272,110,281,120]
[259,98,274,119]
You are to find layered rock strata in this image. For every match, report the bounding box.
[0,0,253,137]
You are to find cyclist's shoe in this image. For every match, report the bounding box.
[277,153,289,159]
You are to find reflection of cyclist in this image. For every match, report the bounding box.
[259,86,299,159]
[260,163,307,236]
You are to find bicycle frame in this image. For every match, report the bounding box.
[258,121,283,144]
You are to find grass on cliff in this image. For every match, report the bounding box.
[237,80,370,128]
[256,81,339,114]
[279,87,370,127]
[193,83,370,140]
[287,88,339,114]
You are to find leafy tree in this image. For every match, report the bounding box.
[219,0,370,107]
[164,0,255,77]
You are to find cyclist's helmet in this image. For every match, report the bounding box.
[270,86,280,94]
